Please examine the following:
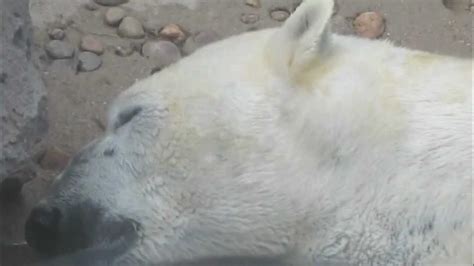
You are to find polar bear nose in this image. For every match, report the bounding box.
[24,205,61,254]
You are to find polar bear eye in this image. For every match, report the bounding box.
[113,106,142,130]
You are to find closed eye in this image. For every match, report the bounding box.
[113,106,142,130]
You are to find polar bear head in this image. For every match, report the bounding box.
[25,0,336,265]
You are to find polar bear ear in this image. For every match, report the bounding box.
[266,0,334,78]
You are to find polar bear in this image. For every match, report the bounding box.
[25,0,472,265]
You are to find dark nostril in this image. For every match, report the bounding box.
[25,205,61,254]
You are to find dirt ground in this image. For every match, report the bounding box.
[1,0,472,265]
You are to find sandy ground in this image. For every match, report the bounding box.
[1,0,472,265]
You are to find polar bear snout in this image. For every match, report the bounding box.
[24,199,98,256]
[24,138,144,260]
[25,204,62,254]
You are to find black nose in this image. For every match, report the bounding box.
[25,205,61,254]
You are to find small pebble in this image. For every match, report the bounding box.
[45,40,74,59]
[240,13,259,24]
[270,8,290,22]
[105,7,126,26]
[114,45,134,56]
[353,11,385,39]
[80,35,104,55]
[159,24,187,44]
[39,146,70,170]
[245,0,261,8]
[48,28,65,40]
[443,0,472,11]
[78,52,102,72]
[183,30,220,55]
[93,0,127,6]
[118,16,145,38]
[142,40,181,69]
[84,0,100,10]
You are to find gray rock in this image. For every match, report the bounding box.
[104,7,126,26]
[45,40,74,59]
[270,8,290,22]
[240,13,259,24]
[183,30,220,55]
[78,51,102,72]
[80,35,104,55]
[118,16,145,39]
[443,0,473,11]
[93,0,127,6]
[48,28,65,40]
[142,40,181,70]
[159,23,187,44]
[353,12,385,39]
[1,0,48,190]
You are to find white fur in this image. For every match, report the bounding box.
[104,0,473,265]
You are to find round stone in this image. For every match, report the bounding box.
[240,13,259,24]
[442,0,472,11]
[270,8,290,22]
[159,24,187,44]
[142,41,181,69]
[48,28,65,40]
[45,40,74,59]
[80,35,104,55]
[353,11,385,39]
[104,7,126,26]
[118,16,145,39]
[78,52,102,72]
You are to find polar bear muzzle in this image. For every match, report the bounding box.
[24,138,143,262]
